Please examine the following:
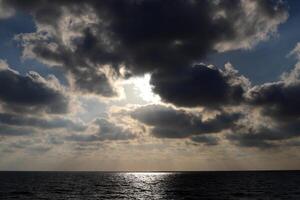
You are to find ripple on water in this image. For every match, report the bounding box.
[0,171,300,200]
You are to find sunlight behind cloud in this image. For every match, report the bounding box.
[130,74,161,103]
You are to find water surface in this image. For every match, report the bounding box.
[0,171,300,199]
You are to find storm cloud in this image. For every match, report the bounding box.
[248,81,300,120]
[0,60,69,114]
[0,0,298,153]
[151,63,250,108]
[3,0,287,98]
[131,104,241,139]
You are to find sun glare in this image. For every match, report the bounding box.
[131,74,161,103]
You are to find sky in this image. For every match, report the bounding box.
[0,0,300,171]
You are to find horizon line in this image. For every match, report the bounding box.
[1,169,300,173]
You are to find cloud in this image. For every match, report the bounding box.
[0,0,15,19]
[247,45,300,121]
[0,113,86,131]
[2,139,52,154]
[131,104,241,139]
[287,42,300,60]
[5,0,287,97]
[0,60,69,114]
[0,125,34,136]
[227,43,300,149]
[0,59,9,70]
[151,63,250,108]
[214,0,288,51]
[190,135,219,146]
[227,133,276,149]
[65,118,136,142]
[0,60,81,141]
[226,111,300,149]
[247,81,300,120]
[0,0,296,153]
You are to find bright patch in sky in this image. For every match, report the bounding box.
[130,74,161,103]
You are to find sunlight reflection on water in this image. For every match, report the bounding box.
[121,172,173,199]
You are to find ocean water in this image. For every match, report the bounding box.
[0,171,300,199]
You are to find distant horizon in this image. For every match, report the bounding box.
[1,170,300,173]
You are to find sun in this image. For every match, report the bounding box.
[130,74,161,103]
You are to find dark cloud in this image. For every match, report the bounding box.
[0,113,86,131]
[0,65,69,114]
[4,0,287,97]
[131,104,241,139]
[227,133,276,149]
[227,58,300,149]
[190,135,219,146]
[222,46,300,149]
[247,81,300,120]
[227,102,300,149]
[151,63,249,108]
[1,0,296,151]
[0,125,34,136]
[226,119,300,149]
[66,118,136,142]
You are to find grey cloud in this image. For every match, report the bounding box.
[248,33,300,111]
[227,133,276,149]
[27,145,52,153]
[131,104,241,139]
[287,42,300,61]
[5,0,287,98]
[0,65,69,114]
[214,0,288,51]
[9,140,33,149]
[1,0,295,151]
[0,0,15,19]
[247,81,300,120]
[227,112,300,149]
[284,140,300,147]
[247,46,300,121]
[47,136,64,145]
[3,140,52,153]
[66,118,136,142]
[0,113,86,131]
[151,63,250,108]
[190,135,219,146]
[226,49,300,149]
[0,125,34,136]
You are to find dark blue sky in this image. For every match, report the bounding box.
[0,12,66,83]
[206,0,300,84]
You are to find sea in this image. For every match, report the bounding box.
[0,171,300,199]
